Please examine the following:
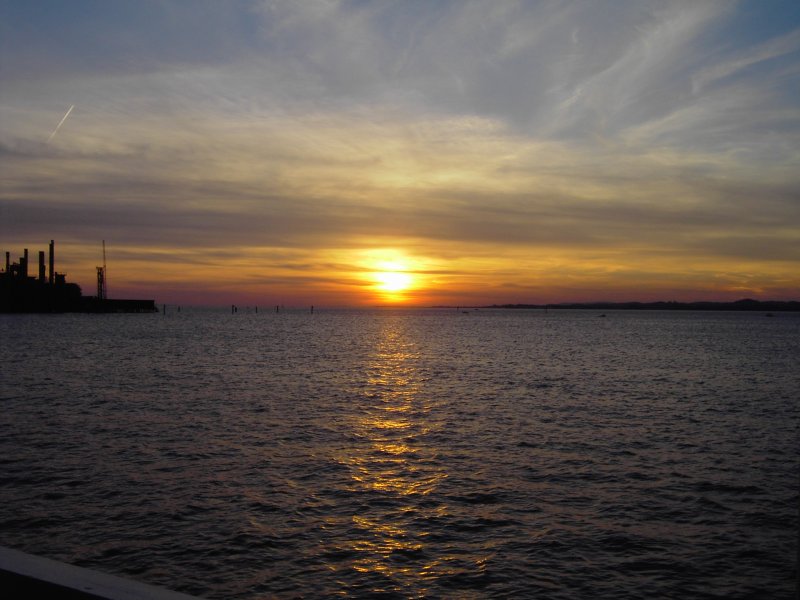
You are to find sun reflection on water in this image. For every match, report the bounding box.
[328,318,450,594]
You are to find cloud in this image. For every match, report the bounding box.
[1,0,798,303]
[692,27,800,94]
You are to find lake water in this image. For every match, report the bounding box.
[1,308,798,598]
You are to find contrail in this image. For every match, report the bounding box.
[47,104,75,143]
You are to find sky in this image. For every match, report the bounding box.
[1,0,799,307]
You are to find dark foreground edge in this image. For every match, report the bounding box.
[0,546,201,600]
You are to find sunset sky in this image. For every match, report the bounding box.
[1,0,799,306]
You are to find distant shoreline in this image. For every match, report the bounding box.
[483,299,800,311]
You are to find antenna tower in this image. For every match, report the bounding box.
[96,240,107,301]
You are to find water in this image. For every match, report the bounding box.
[1,308,797,598]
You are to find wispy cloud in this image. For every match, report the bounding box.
[1,0,798,303]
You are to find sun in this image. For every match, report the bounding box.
[357,250,426,303]
[370,258,416,299]
[375,270,413,292]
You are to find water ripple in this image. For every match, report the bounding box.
[0,309,797,598]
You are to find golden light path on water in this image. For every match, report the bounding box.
[327,317,458,594]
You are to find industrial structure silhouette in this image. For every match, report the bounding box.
[1,240,156,313]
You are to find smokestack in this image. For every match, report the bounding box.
[22,248,28,279]
[49,240,54,285]
[4,252,8,274]
[38,251,46,282]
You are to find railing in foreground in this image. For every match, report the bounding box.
[0,546,201,600]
